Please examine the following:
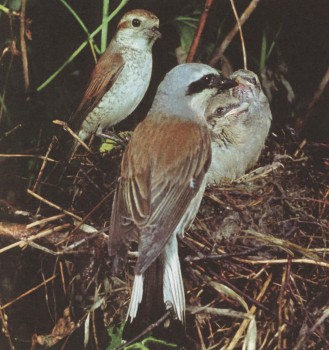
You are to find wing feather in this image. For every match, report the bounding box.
[108,117,211,275]
[70,51,125,132]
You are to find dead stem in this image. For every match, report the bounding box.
[0,275,56,310]
[294,65,329,132]
[277,262,290,350]
[244,229,326,263]
[53,119,93,154]
[208,0,261,67]
[59,261,67,295]
[92,310,100,350]
[70,188,115,234]
[0,300,16,350]
[33,137,57,191]
[227,273,272,350]
[26,213,66,229]
[187,305,248,319]
[27,189,82,221]
[195,317,207,350]
[116,310,172,350]
[235,257,329,269]
[0,124,22,142]
[186,0,214,63]
[19,0,29,92]
[229,0,247,69]
[0,153,57,162]
[0,223,70,254]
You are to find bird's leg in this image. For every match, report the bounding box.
[165,301,177,318]
[95,126,118,141]
[96,127,129,147]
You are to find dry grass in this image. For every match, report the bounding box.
[0,134,328,350]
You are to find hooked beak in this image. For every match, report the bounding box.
[211,75,238,92]
[147,26,162,40]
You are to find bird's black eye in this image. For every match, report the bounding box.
[251,77,257,86]
[132,18,141,27]
[216,107,225,115]
[187,74,216,95]
[204,75,212,83]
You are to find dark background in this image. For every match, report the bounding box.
[0,1,329,349]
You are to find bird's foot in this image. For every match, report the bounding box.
[97,130,131,147]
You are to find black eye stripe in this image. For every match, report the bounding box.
[186,74,216,95]
[243,75,261,89]
[245,77,257,85]
[215,103,240,115]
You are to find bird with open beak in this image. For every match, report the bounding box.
[108,63,237,340]
[206,69,272,185]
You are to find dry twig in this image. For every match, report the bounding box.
[32,137,57,191]
[27,189,82,221]
[294,65,329,132]
[208,0,261,67]
[0,275,56,310]
[0,153,57,162]
[116,310,172,350]
[0,223,71,254]
[227,273,272,349]
[53,119,93,154]
[19,0,29,92]
[229,0,247,69]
[0,301,16,350]
[186,0,214,63]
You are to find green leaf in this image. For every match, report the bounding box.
[174,17,198,53]
[125,336,178,349]
[107,323,124,350]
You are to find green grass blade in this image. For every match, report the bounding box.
[37,0,129,92]
[0,4,10,14]
[266,24,282,60]
[101,0,110,52]
[0,93,8,115]
[59,0,100,56]
[259,31,267,72]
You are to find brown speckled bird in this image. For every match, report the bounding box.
[67,9,161,160]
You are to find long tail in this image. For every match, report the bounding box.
[123,236,185,341]
[123,258,165,340]
[163,235,185,323]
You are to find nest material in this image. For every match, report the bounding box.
[0,135,328,350]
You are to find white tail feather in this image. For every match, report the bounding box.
[163,236,185,322]
[127,274,144,321]
[126,236,185,323]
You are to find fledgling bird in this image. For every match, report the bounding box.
[108,63,237,339]
[67,9,161,160]
[206,69,272,185]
